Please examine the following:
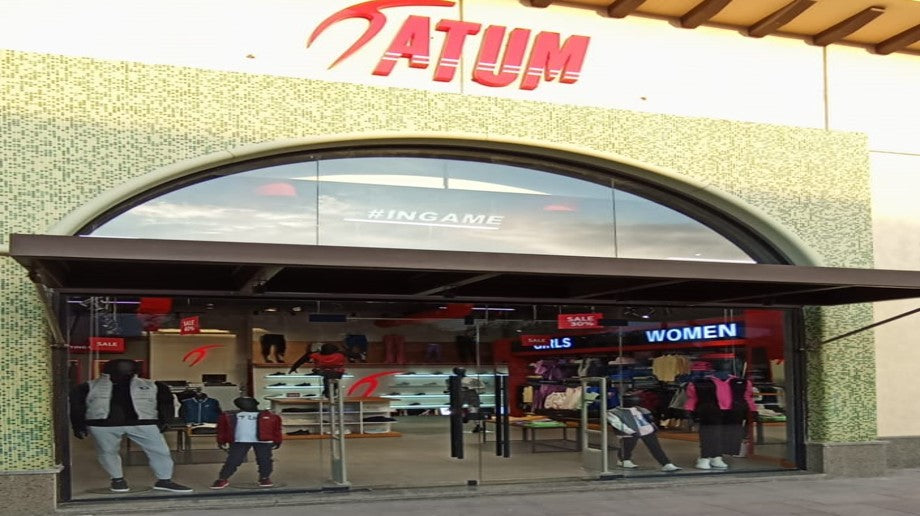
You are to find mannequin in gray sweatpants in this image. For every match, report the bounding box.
[70,359,192,493]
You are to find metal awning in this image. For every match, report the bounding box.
[10,234,920,308]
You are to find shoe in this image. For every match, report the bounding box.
[617,459,638,469]
[153,479,193,493]
[258,478,274,487]
[661,463,682,472]
[110,478,130,493]
[269,383,287,387]
[269,372,287,376]
[286,429,311,436]
[295,383,312,386]
[210,479,229,490]
[694,458,711,470]
[387,392,401,395]
[710,456,728,469]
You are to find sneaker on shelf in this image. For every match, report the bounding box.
[258,478,274,488]
[710,456,728,469]
[269,383,287,387]
[210,479,229,490]
[110,478,130,493]
[617,459,638,469]
[269,372,287,376]
[694,458,712,470]
[153,479,193,493]
[661,463,682,472]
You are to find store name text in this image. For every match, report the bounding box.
[309,0,591,91]
[645,323,743,343]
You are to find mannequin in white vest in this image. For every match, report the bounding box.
[70,358,193,493]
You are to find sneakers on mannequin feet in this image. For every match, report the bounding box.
[110,478,130,492]
[710,456,728,468]
[258,478,274,487]
[695,458,712,470]
[617,459,638,468]
[210,479,229,490]
[153,479,193,492]
[661,463,682,472]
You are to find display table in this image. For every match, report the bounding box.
[483,416,582,452]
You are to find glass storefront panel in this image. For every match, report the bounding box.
[63,296,796,500]
[88,154,754,263]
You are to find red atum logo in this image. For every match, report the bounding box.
[182,344,223,367]
[308,0,591,91]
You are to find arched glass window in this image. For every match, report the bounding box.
[88,154,756,263]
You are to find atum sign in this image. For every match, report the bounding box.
[309,0,591,91]
[644,323,744,344]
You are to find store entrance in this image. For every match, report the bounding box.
[60,295,799,499]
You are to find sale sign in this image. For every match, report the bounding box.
[180,316,201,335]
[89,337,126,353]
[557,313,602,329]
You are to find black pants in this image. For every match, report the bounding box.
[697,409,746,457]
[316,370,344,398]
[218,442,273,480]
[619,432,671,465]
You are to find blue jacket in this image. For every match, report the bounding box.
[180,396,222,424]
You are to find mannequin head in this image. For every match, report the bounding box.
[102,359,138,382]
[622,392,642,408]
[319,343,339,355]
[233,397,259,412]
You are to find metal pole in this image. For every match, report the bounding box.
[328,378,349,487]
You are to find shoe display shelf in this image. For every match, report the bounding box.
[252,365,355,402]
[381,370,504,410]
[268,396,400,439]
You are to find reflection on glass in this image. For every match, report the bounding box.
[614,190,754,263]
[92,163,319,244]
[90,155,754,263]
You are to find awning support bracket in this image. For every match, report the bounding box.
[816,306,920,347]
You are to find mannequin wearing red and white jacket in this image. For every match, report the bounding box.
[211,397,282,489]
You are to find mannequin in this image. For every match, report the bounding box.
[289,343,357,397]
[606,393,681,472]
[684,369,756,470]
[211,397,282,489]
[69,359,193,493]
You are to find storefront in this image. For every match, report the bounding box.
[2,0,920,513]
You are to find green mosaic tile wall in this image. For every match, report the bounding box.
[0,50,873,470]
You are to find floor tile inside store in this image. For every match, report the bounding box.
[68,417,793,499]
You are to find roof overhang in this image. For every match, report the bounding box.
[10,234,920,308]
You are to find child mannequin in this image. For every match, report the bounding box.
[211,397,282,489]
[606,393,682,472]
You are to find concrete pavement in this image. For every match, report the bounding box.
[61,469,920,516]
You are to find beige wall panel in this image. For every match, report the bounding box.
[0,0,824,128]
[872,151,920,436]
[827,46,920,155]
[149,333,244,385]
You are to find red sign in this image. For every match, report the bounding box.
[557,313,602,329]
[520,335,552,347]
[180,316,201,335]
[89,337,126,353]
[309,0,591,91]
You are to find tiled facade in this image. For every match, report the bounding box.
[0,49,875,475]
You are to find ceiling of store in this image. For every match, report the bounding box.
[12,234,920,309]
[531,0,920,55]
